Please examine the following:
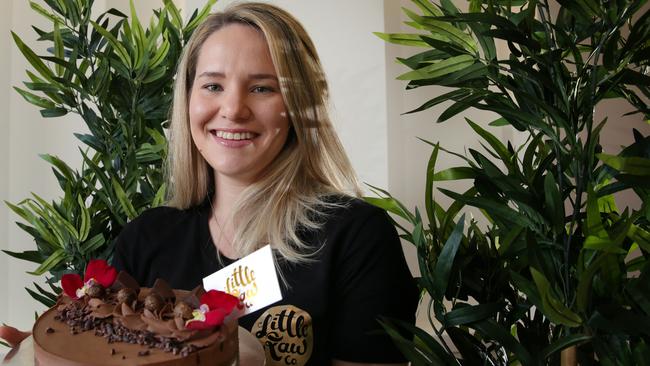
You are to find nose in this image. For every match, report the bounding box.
[219,89,251,122]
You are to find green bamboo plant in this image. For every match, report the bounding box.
[371,0,650,364]
[4,0,215,308]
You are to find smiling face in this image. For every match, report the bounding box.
[189,23,290,186]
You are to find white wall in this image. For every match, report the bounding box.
[0,0,13,341]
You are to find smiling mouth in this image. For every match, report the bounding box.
[211,130,256,140]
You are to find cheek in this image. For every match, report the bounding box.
[188,93,211,128]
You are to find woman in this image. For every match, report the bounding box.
[112,3,417,365]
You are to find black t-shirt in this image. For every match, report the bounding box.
[112,196,418,365]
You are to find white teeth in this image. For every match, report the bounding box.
[215,130,254,140]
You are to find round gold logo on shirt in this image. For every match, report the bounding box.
[252,305,313,365]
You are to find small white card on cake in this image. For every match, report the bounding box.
[203,244,282,314]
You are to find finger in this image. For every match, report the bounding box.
[0,325,31,348]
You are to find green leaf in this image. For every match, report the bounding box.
[27,249,66,276]
[405,89,470,114]
[13,87,55,109]
[74,133,104,152]
[32,281,59,303]
[129,0,146,70]
[432,167,476,181]
[77,195,90,242]
[152,183,167,207]
[185,0,217,35]
[374,32,428,47]
[511,271,544,312]
[471,319,534,366]
[164,0,183,29]
[111,178,137,220]
[378,317,458,366]
[80,233,106,255]
[440,188,534,228]
[31,194,79,240]
[397,54,475,80]
[466,119,512,166]
[5,200,59,249]
[142,66,167,84]
[489,117,509,126]
[411,0,443,17]
[90,20,132,69]
[543,173,564,233]
[628,224,650,252]
[432,215,465,301]
[497,225,524,256]
[468,21,496,60]
[424,143,439,235]
[148,36,170,69]
[531,268,582,327]
[598,154,650,176]
[40,107,68,118]
[53,22,64,76]
[583,236,627,254]
[24,200,65,246]
[541,334,592,359]
[403,8,478,54]
[1,249,43,264]
[437,91,487,122]
[12,31,56,83]
[442,302,502,327]
[364,197,415,223]
[29,1,65,24]
[586,187,606,236]
[40,154,75,183]
[25,286,56,307]
[577,253,608,313]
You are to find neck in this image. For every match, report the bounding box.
[208,173,250,259]
[212,174,249,217]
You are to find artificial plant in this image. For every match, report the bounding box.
[4,0,215,307]
[372,0,650,364]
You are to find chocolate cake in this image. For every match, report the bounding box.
[32,263,240,366]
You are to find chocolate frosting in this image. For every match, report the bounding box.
[32,281,238,366]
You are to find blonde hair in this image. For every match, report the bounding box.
[167,2,361,262]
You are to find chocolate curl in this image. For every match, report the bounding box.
[111,271,140,295]
[151,279,175,303]
[180,285,205,309]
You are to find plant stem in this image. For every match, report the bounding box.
[427,298,457,359]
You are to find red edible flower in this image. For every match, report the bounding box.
[61,259,118,299]
[185,290,240,330]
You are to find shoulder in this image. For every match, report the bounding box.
[315,195,394,242]
[122,204,205,234]
[115,203,209,254]
[320,194,389,226]
[112,203,209,278]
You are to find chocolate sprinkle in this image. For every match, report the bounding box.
[46,284,223,360]
[46,327,54,334]
[53,287,212,358]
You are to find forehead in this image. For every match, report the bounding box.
[194,23,276,74]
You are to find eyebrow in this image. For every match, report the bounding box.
[196,71,278,81]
